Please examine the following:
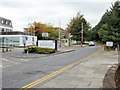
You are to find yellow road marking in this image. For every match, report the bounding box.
[21,46,101,89]
[21,64,73,89]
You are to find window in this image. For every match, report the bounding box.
[32,37,34,41]
[1,20,3,24]
[2,28,4,32]
[9,22,11,26]
[9,29,12,32]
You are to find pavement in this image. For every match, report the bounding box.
[33,47,118,88]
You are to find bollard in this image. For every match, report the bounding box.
[2,48,4,52]
[115,48,118,53]
[6,47,8,52]
[27,51,29,55]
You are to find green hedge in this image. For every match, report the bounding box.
[104,46,116,51]
[24,47,55,54]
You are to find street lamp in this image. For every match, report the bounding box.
[2,37,4,52]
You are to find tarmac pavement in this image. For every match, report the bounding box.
[34,47,118,88]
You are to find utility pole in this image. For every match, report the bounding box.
[81,22,83,47]
[27,17,30,35]
[59,20,61,47]
[33,18,35,36]
[30,17,32,36]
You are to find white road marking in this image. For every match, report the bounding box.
[2,58,30,68]
[0,65,3,67]
[2,58,18,64]
[3,65,13,68]
[19,59,29,61]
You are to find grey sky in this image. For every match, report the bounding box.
[0,0,117,31]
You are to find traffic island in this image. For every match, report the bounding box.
[12,47,75,59]
[57,49,75,54]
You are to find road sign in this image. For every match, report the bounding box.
[106,42,113,47]
[25,36,28,40]
[38,40,55,49]
[42,33,48,37]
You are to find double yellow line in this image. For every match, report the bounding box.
[21,64,74,89]
[20,46,101,89]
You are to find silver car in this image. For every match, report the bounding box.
[89,41,95,46]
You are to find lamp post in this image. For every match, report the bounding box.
[2,37,4,52]
[11,36,13,50]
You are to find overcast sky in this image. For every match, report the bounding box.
[0,0,117,31]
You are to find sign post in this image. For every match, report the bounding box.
[22,36,28,48]
[42,33,48,37]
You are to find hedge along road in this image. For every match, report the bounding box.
[2,45,99,88]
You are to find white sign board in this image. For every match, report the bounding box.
[70,35,73,38]
[106,42,113,47]
[38,40,55,49]
[42,33,48,37]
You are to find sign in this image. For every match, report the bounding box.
[69,33,73,38]
[106,42,113,47]
[25,36,28,40]
[38,40,55,49]
[42,33,48,37]
[22,36,28,40]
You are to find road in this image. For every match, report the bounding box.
[2,45,99,88]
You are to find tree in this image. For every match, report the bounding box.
[93,0,120,47]
[24,22,59,40]
[67,12,90,43]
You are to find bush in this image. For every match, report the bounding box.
[104,46,116,51]
[24,47,55,54]
[24,47,37,53]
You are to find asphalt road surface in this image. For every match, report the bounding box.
[2,45,99,88]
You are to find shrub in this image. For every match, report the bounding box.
[104,46,116,51]
[24,47,55,54]
[24,47,37,53]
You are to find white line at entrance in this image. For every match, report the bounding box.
[2,58,18,64]
[19,59,29,61]
[0,65,3,67]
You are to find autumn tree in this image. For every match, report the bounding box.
[25,22,59,40]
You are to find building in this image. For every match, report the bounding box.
[54,27,65,39]
[0,17,13,32]
[0,31,28,35]
[0,17,37,47]
[0,35,37,47]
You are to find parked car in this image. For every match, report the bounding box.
[89,41,95,46]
